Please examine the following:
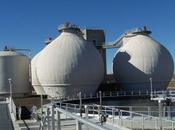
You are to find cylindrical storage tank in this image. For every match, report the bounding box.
[0,50,31,97]
[31,52,45,95]
[35,26,104,98]
[113,33,174,91]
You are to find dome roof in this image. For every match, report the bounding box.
[113,34,174,91]
[33,31,104,98]
[0,50,25,56]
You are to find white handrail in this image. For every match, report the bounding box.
[56,102,175,130]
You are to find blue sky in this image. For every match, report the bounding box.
[0,0,175,73]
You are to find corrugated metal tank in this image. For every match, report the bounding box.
[113,33,174,91]
[33,27,104,98]
[31,52,45,95]
[0,50,31,96]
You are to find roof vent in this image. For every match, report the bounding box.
[58,22,83,36]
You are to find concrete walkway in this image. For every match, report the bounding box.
[0,102,14,130]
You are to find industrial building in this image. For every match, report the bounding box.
[0,23,173,99]
[31,23,174,98]
[0,23,174,130]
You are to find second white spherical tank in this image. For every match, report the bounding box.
[113,34,174,91]
[35,31,104,98]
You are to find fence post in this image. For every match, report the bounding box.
[142,115,144,130]
[172,121,174,130]
[129,107,132,118]
[167,106,171,119]
[52,106,55,130]
[76,120,81,130]
[98,105,100,118]
[84,93,86,99]
[131,112,133,129]
[90,93,92,98]
[139,90,141,96]
[103,92,105,97]
[57,110,61,130]
[105,107,107,115]
[47,108,51,130]
[112,108,115,123]
[85,105,89,119]
[110,91,112,97]
[66,104,68,118]
[148,106,151,116]
[120,110,123,126]
[93,105,95,117]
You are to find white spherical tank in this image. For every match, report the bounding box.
[113,33,174,91]
[31,52,45,95]
[0,50,31,97]
[34,27,104,98]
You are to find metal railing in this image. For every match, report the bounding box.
[6,98,16,121]
[56,102,175,130]
[59,90,175,101]
[40,105,113,130]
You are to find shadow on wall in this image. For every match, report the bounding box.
[113,51,167,91]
